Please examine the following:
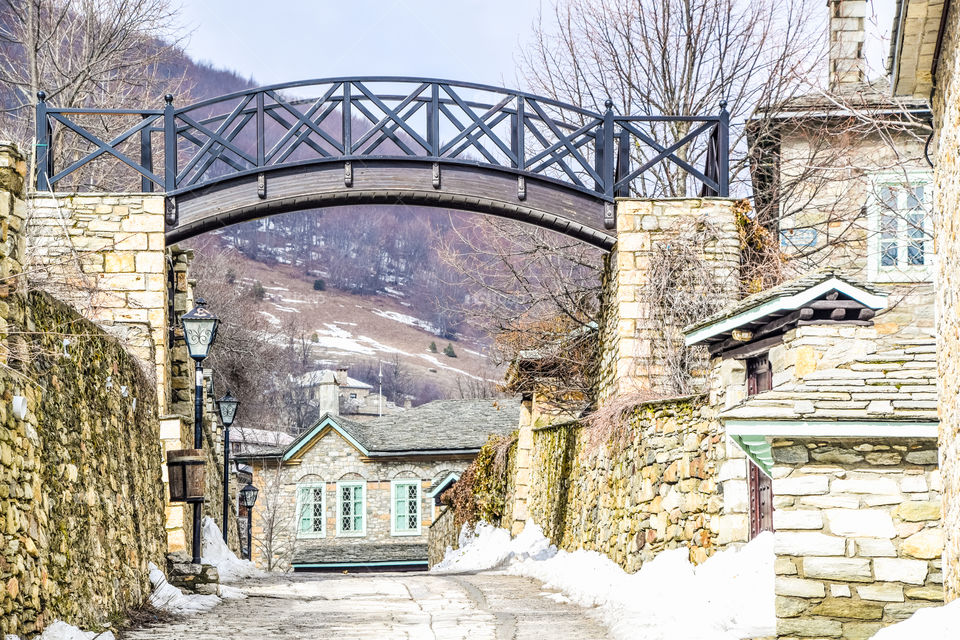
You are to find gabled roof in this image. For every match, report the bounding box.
[429,472,460,498]
[248,398,521,461]
[684,270,888,347]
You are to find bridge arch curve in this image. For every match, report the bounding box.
[35,76,728,251]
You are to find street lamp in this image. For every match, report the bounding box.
[217,391,239,543]
[180,298,220,564]
[239,482,259,561]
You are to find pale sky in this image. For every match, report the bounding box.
[177,0,545,88]
[177,0,897,92]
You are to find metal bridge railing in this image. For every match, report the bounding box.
[34,77,729,202]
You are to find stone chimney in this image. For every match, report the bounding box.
[334,365,349,386]
[315,370,341,416]
[828,0,867,89]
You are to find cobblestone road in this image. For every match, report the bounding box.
[123,571,611,640]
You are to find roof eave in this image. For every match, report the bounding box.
[684,277,888,346]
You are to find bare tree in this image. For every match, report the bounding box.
[0,0,187,187]
[251,462,295,572]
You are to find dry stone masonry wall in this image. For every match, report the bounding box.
[521,397,748,572]
[772,438,942,639]
[0,143,166,637]
[932,0,960,601]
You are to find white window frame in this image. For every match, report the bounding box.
[295,483,326,539]
[867,173,934,283]
[391,479,422,536]
[336,481,366,537]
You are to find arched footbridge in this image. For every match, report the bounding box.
[34,77,729,251]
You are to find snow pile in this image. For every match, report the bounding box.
[10,621,118,640]
[147,562,219,615]
[433,522,774,640]
[870,599,960,639]
[201,516,260,582]
[431,522,556,573]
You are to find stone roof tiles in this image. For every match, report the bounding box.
[720,340,937,423]
[291,542,428,566]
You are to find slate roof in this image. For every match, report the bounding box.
[292,543,427,566]
[757,78,930,118]
[295,369,373,390]
[684,269,887,339]
[342,399,521,454]
[242,398,521,459]
[720,340,937,423]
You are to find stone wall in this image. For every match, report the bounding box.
[595,199,740,401]
[25,192,169,411]
[519,396,747,573]
[0,143,166,636]
[428,507,458,567]
[772,438,942,639]
[932,0,960,601]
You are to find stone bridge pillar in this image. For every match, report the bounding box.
[509,197,742,536]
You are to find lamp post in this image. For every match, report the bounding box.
[217,391,239,543]
[239,482,259,561]
[180,298,220,565]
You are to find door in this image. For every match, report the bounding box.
[748,460,774,538]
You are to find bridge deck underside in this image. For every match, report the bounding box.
[167,161,615,250]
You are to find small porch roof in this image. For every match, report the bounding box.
[684,270,887,348]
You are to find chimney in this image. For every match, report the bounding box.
[828,0,867,89]
[334,365,349,387]
[315,370,340,416]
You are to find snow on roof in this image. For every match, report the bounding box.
[232,427,295,447]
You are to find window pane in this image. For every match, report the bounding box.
[880,212,897,238]
[881,241,897,267]
[907,211,925,265]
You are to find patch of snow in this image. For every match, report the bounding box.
[147,562,219,614]
[463,348,487,358]
[262,286,289,291]
[432,522,774,640]
[259,311,281,326]
[333,321,357,326]
[272,305,300,313]
[201,517,262,582]
[279,297,309,304]
[384,287,405,297]
[871,599,960,640]
[24,621,116,640]
[219,584,247,600]
[372,309,440,334]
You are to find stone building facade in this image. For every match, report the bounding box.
[889,0,960,601]
[241,399,519,571]
[685,270,942,638]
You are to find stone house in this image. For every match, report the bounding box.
[684,269,942,638]
[293,366,403,421]
[240,398,519,571]
[888,0,960,602]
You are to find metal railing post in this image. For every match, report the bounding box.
[35,92,51,191]
[141,115,153,192]
[163,94,176,192]
[615,130,630,198]
[718,100,730,197]
[602,99,615,200]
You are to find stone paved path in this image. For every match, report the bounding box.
[123,571,611,640]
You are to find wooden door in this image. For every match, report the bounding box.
[748,460,774,538]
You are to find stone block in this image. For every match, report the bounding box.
[901,529,944,560]
[778,617,841,638]
[832,478,900,494]
[824,509,895,538]
[775,576,825,598]
[842,622,884,640]
[903,586,944,601]
[775,475,829,495]
[773,509,823,530]
[775,532,846,556]
[120,213,164,232]
[810,598,883,620]
[104,252,136,273]
[803,557,872,582]
[775,596,808,617]
[856,538,897,557]
[136,252,165,273]
[874,558,928,584]
[904,450,937,465]
[896,501,941,522]
[772,444,809,464]
[857,583,905,602]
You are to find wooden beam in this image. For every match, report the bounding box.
[721,334,784,360]
[808,299,868,310]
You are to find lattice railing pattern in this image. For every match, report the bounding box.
[35,77,729,200]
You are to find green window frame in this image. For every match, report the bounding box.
[336,481,365,536]
[295,483,325,538]
[392,479,421,536]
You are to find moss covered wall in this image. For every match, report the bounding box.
[0,143,166,637]
[523,397,746,573]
